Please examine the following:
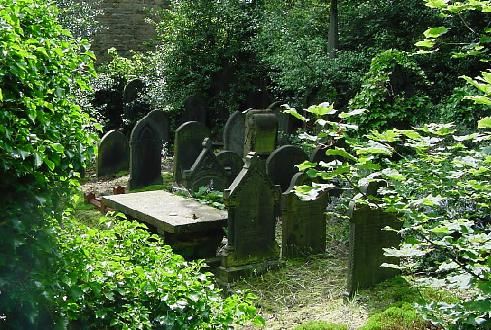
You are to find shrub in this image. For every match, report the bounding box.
[360,303,426,330]
[348,49,432,132]
[0,0,96,327]
[50,212,263,329]
[294,321,348,330]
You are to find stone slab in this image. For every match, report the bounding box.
[101,190,227,234]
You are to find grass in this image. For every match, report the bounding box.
[77,174,456,330]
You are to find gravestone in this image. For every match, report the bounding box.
[145,109,170,145]
[218,153,281,282]
[183,138,228,193]
[128,110,168,190]
[347,181,402,296]
[243,109,278,158]
[216,151,244,186]
[96,130,129,177]
[173,121,210,185]
[181,95,207,125]
[281,173,330,257]
[123,78,144,103]
[267,101,301,145]
[266,145,308,193]
[223,110,246,157]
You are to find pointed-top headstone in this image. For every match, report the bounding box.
[218,152,281,282]
[183,138,228,192]
[128,111,167,190]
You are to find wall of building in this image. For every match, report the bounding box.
[91,0,168,62]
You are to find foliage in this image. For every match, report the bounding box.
[192,187,225,210]
[50,212,263,328]
[0,0,97,327]
[294,321,348,330]
[291,102,491,328]
[54,0,103,40]
[348,50,432,132]
[151,0,267,119]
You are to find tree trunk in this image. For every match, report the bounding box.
[328,0,339,58]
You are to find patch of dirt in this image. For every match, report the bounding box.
[81,157,174,197]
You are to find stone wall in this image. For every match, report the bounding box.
[91,0,168,62]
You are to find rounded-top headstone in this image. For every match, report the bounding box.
[181,95,207,125]
[145,109,170,144]
[216,151,245,185]
[266,145,309,192]
[223,110,246,157]
[173,121,210,185]
[97,130,129,177]
[123,78,144,103]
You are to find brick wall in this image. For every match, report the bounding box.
[91,0,168,62]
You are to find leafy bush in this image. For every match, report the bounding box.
[348,49,432,132]
[0,0,96,327]
[50,212,263,329]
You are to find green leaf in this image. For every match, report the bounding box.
[465,95,491,105]
[478,117,491,129]
[0,88,3,102]
[415,39,435,48]
[297,161,316,171]
[51,143,64,153]
[306,103,335,117]
[423,27,448,39]
[326,148,357,162]
[339,108,367,119]
[283,108,306,122]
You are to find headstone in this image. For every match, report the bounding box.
[347,181,402,296]
[243,109,278,158]
[281,173,330,257]
[173,121,210,185]
[123,78,144,103]
[223,110,246,156]
[181,95,207,125]
[266,145,308,193]
[183,138,228,192]
[96,130,129,177]
[145,109,170,145]
[216,151,244,186]
[128,111,168,190]
[218,153,281,282]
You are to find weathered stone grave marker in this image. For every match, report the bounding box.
[183,138,228,193]
[243,109,278,158]
[101,190,227,259]
[128,110,169,190]
[181,95,207,125]
[173,121,210,185]
[216,151,244,186]
[217,153,281,282]
[223,110,246,157]
[281,173,330,257]
[97,130,129,177]
[347,181,402,296]
[266,145,308,193]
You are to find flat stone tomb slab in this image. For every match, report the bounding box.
[101,190,227,235]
